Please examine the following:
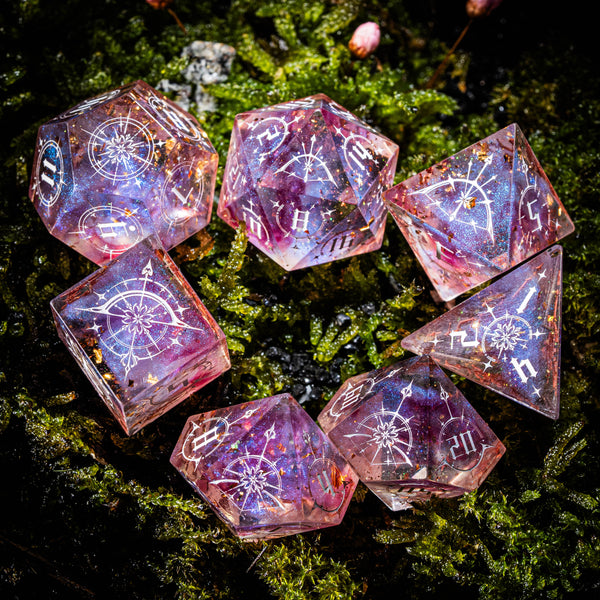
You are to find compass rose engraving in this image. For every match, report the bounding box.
[410,155,496,243]
[276,135,335,184]
[344,380,414,467]
[80,259,205,377]
[212,424,284,512]
[87,112,155,182]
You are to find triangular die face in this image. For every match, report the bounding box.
[259,111,350,199]
[509,125,575,265]
[236,109,301,183]
[322,110,397,200]
[386,203,503,301]
[385,125,517,271]
[402,246,563,419]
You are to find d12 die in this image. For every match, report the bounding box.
[217,94,399,270]
[171,393,358,540]
[51,235,230,435]
[402,246,564,419]
[29,80,218,265]
[383,123,574,301]
[318,356,505,510]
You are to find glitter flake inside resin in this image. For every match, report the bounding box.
[217,94,399,270]
[170,394,358,540]
[402,246,563,419]
[29,81,218,265]
[318,356,505,510]
[50,236,230,435]
[383,123,574,301]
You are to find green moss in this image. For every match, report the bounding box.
[1,1,600,598]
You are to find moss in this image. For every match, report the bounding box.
[1,0,600,598]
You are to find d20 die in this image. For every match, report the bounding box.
[171,393,358,540]
[217,94,399,270]
[402,246,563,419]
[29,80,218,265]
[318,356,505,510]
[383,123,574,301]
[50,235,230,435]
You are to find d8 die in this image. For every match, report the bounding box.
[383,123,574,301]
[318,356,505,510]
[171,393,358,540]
[29,80,218,265]
[51,235,230,435]
[217,94,399,270]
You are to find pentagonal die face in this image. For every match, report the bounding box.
[217,94,399,270]
[50,236,230,435]
[170,394,358,540]
[319,356,505,510]
[29,81,218,265]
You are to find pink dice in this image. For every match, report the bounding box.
[51,235,230,435]
[29,81,218,265]
[217,94,399,270]
[171,393,358,540]
[318,356,505,510]
[384,123,574,301]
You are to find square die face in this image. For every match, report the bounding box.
[51,236,229,433]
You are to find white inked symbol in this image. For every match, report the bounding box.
[482,311,532,360]
[344,381,414,468]
[410,155,496,243]
[212,423,284,512]
[517,154,548,244]
[79,259,205,378]
[179,406,261,470]
[34,139,65,208]
[242,202,270,242]
[71,205,145,260]
[276,135,335,185]
[160,161,205,226]
[147,94,204,142]
[87,111,154,182]
[59,88,122,119]
[340,130,375,174]
[440,417,489,472]
[248,115,290,164]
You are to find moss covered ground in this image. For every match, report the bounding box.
[1,1,599,598]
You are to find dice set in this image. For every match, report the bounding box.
[30,81,574,539]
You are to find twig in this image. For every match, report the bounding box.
[0,533,96,598]
[425,18,473,89]
[168,8,188,35]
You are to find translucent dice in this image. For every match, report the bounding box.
[29,80,218,265]
[318,356,505,510]
[217,94,399,270]
[170,393,358,540]
[384,123,574,301]
[51,236,230,435]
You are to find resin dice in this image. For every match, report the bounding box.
[217,94,399,270]
[384,123,574,301]
[318,356,505,510]
[402,246,563,419]
[51,235,230,435]
[171,393,358,540]
[29,80,218,265]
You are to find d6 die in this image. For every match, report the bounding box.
[51,235,230,435]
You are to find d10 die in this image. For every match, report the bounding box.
[318,356,505,510]
[217,94,399,270]
[29,80,218,265]
[383,123,574,301]
[171,393,358,540]
[51,235,230,435]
